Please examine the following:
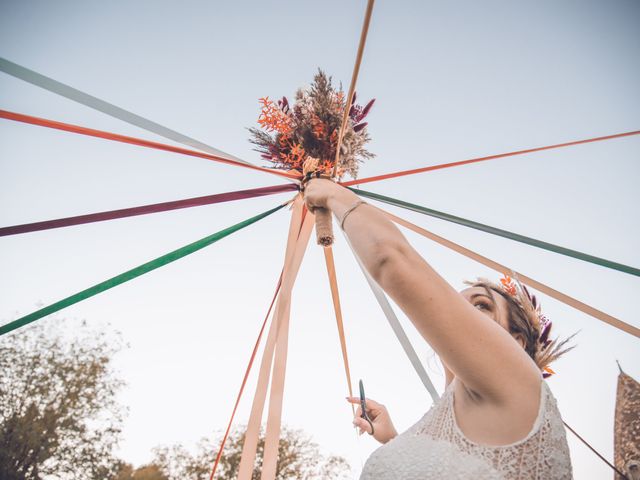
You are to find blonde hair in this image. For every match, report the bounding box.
[465,278,575,372]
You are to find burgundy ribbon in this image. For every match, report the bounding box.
[0,183,298,237]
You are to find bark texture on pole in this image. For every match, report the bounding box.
[614,367,640,480]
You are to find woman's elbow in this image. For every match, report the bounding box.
[367,241,412,287]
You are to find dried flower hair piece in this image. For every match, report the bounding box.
[500,274,518,296]
[494,273,575,378]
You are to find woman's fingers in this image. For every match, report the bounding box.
[346,396,383,408]
[353,417,373,435]
[346,397,397,444]
[302,178,335,210]
[346,396,385,418]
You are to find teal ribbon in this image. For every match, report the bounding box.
[0,204,285,336]
[350,188,640,278]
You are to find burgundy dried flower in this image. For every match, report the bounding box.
[358,98,375,122]
[353,122,368,132]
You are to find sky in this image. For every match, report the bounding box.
[1,0,639,478]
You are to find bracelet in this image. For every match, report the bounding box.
[339,200,367,230]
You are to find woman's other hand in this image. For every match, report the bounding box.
[347,396,398,444]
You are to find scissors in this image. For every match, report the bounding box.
[359,379,375,436]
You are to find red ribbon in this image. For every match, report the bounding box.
[0,183,298,237]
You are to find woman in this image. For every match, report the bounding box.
[303,178,573,479]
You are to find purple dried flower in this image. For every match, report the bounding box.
[539,320,552,344]
[521,283,539,309]
[353,122,368,132]
[358,98,375,121]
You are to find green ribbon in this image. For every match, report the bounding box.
[0,204,285,336]
[350,188,640,278]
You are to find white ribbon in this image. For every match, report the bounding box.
[343,233,440,403]
[0,57,260,167]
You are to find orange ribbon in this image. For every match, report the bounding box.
[323,247,355,415]
[341,130,640,187]
[0,109,300,181]
[380,207,640,339]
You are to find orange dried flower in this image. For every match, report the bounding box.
[279,133,291,148]
[290,143,305,163]
[257,97,292,135]
[500,274,517,296]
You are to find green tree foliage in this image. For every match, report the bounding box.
[0,321,126,480]
[149,426,350,480]
[0,319,349,480]
[113,463,168,480]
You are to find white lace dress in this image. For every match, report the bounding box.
[360,381,572,479]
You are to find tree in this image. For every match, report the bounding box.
[113,463,168,480]
[149,426,350,480]
[0,320,126,480]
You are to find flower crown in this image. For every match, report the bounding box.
[499,274,555,378]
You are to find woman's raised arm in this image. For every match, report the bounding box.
[304,179,540,404]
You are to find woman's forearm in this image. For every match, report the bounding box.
[326,185,411,283]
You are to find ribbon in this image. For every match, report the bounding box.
[261,211,314,480]
[564,421,628,479]
[331,0,375,178]
[209,273,283,480]
[342,130,640,187]
[350,188,640,278]
[343,234,440,403]
[379,207,640,339]
[323,247,356,410]
[237,200,313,479]
[0,57,254,164]
[0,204,285,336]
[0,109,301,181]
[0,184,298,237]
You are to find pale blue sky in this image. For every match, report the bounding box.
[1,1,639,478]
